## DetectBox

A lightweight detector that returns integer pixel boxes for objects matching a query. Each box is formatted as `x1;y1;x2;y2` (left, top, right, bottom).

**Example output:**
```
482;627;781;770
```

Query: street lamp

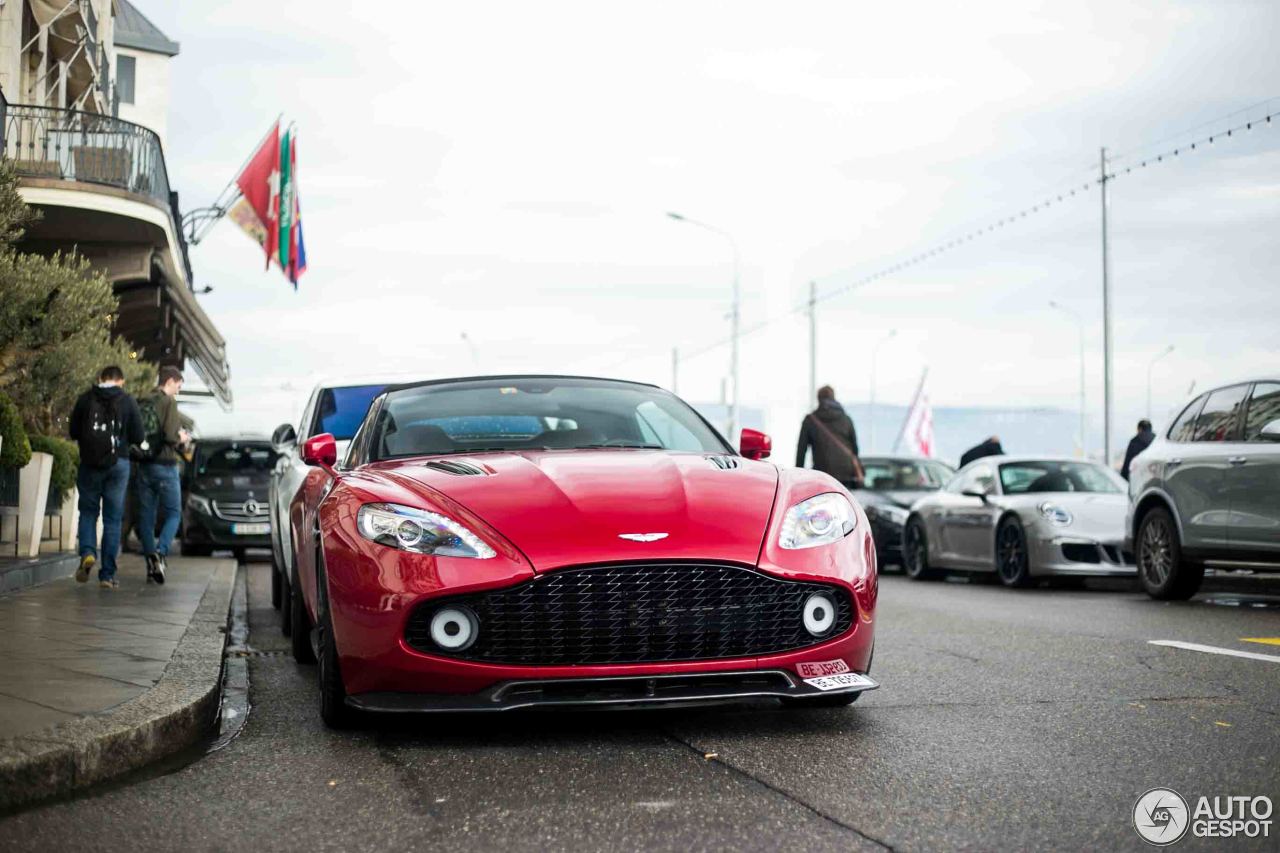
1049;300;1087;458
868;329;897;453
667;211;741;441
1147;344;1175;421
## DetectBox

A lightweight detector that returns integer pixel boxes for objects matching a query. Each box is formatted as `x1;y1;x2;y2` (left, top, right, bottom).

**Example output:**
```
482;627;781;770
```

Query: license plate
231;523;270;535
803;673;876;692
797;659;850;678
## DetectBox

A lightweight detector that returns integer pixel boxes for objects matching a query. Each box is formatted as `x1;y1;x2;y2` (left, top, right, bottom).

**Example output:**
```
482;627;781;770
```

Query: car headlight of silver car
1038;502;1073;526
187;493;212;515
357;503;496;559
779;492;857;550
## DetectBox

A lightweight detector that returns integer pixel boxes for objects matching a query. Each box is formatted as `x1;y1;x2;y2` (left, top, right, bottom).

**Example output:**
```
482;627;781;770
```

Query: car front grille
212;500;269;523
404;562;854;665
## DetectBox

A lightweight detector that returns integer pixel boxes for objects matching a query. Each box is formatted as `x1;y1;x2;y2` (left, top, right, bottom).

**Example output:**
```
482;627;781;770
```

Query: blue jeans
138;463;182;558
77;458;131;581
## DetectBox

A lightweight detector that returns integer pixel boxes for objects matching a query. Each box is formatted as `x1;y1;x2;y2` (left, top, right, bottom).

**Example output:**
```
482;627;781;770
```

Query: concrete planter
58;488;79;551
17;452;53;558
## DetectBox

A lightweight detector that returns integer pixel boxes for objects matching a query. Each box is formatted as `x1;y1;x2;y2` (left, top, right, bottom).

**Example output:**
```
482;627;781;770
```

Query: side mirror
301;433;337;470
271;422;298;451
739;428;772;461
1261;419;1280;442
961;488;990;503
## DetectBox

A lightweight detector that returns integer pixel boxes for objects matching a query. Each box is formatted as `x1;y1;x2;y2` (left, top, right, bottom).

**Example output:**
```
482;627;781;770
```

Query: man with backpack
68;366;145;589
135;366;189;583
796;385;865;488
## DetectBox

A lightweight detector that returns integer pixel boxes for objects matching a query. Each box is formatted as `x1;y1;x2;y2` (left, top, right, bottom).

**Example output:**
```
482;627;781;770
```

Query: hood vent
423;459;490;476
706;455;740;470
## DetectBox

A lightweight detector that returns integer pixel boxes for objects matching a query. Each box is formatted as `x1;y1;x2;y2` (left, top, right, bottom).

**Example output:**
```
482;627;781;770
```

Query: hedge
0;391;31;469
29;434;79;495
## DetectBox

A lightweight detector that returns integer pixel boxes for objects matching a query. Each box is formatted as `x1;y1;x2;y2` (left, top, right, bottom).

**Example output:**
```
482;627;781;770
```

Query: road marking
1149;640;1280;663
1241;637;1280;646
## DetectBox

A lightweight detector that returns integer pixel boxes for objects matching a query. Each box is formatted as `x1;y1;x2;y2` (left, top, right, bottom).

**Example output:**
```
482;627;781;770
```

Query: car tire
233;547;247;563
903;518;940;581
280;576;293;636
315;549;355;729
995;516;1034;588
290;570;316;664
180;542;212;557
270;558;282;610
1137;507;1204;600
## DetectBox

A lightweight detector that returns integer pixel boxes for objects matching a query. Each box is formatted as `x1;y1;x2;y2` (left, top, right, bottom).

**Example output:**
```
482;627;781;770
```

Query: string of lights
665;103;1279;368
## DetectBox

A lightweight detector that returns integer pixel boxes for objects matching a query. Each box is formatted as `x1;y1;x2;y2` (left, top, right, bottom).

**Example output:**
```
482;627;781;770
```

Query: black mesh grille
404;562;854;665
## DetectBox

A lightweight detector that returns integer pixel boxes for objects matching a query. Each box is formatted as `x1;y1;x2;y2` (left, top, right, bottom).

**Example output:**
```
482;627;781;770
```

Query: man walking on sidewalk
136;366;189;584
68;366;145;589
796;385;864;488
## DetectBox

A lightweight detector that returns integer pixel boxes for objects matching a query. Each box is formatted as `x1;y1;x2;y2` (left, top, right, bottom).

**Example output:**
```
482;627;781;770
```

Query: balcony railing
3;102;191;284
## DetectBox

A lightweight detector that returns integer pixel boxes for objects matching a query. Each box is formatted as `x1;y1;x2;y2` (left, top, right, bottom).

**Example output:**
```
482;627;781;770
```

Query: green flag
277;127;294;270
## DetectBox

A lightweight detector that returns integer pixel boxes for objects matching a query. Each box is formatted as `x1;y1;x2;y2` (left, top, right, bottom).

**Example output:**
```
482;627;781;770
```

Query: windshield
998;461;1122;495
315;384;387;441
195;442;277;476
368;378;729;460
860;458;954;490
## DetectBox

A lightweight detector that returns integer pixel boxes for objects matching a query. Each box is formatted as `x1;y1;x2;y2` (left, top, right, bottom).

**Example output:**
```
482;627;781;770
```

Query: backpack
81;392;120;469
135;395;164;462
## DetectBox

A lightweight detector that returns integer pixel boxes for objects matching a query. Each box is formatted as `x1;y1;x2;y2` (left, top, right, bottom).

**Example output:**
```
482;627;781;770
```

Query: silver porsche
901;456;1135;586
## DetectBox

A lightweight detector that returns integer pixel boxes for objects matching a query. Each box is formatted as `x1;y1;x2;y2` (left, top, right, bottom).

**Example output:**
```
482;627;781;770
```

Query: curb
0;559;237;812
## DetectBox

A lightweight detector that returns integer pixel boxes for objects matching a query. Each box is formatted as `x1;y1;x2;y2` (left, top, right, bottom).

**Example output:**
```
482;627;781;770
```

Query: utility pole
807;281;817;404
1100;147;1114;465
671;347;679;394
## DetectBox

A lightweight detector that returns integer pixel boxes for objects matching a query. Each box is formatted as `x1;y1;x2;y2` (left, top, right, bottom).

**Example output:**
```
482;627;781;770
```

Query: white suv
1126;379;1280;599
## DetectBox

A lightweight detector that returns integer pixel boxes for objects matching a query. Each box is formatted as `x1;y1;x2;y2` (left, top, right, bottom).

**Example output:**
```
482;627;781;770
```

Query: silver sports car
901;456;1135;586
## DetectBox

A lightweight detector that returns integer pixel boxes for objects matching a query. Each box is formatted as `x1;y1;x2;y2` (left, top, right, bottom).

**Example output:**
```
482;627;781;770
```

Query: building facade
0;0;231;407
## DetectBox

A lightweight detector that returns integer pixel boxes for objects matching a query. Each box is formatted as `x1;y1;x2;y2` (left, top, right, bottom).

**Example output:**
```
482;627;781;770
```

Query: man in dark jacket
68;365;145;588
959;435;1005;468
1121;419;1155;480
796;386;864;487
137;366;189;583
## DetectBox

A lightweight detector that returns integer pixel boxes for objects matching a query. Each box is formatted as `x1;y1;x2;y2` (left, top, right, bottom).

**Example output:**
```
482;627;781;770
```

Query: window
116;55;136;104
1192;384;1249;442
1168;394;1205;442
949;464;995;495
196;443;277;475
1244;382;1280;442
635;401;704;452
998;461;1120;495
314;384;388;441
861;458;954;490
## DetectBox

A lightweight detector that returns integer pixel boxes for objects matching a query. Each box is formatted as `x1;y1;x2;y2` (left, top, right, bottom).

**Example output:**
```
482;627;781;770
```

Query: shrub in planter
0;391;30;469
29;434;78;496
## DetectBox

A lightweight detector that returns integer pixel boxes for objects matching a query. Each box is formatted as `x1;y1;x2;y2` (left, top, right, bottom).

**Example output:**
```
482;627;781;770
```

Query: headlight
357;503;496;559
187;493;212;515
779;492;856;550
1038;502;1073;526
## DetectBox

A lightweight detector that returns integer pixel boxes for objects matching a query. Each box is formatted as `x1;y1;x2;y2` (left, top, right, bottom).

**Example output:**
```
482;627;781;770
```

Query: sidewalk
0;553;236;810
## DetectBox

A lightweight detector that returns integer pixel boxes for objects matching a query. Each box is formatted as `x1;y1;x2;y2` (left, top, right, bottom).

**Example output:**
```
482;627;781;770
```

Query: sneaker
152;555;167;585
76;555;95;583
99;578;119;590
145;553;159;583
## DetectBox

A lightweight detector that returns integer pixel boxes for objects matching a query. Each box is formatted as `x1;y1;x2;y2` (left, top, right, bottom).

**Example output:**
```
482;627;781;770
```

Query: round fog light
429;606;478;651
802;592;836;636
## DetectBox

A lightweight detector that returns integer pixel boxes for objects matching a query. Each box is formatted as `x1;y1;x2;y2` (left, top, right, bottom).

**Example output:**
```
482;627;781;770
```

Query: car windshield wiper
576;443;665;450
442;446;551;454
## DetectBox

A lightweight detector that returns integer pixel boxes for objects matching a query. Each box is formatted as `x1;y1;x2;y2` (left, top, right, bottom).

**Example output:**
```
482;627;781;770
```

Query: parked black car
855;456;955;568
181;436;277;558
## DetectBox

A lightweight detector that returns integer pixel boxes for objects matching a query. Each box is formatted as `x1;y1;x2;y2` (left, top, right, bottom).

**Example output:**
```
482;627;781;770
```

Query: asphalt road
2;561;1277;852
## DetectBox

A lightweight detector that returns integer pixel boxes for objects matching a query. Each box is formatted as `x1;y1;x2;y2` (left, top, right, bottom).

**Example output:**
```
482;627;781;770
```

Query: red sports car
288;376;878;727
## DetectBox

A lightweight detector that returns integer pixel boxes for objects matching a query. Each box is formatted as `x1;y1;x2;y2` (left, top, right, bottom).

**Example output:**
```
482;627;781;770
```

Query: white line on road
1148;640;1280;664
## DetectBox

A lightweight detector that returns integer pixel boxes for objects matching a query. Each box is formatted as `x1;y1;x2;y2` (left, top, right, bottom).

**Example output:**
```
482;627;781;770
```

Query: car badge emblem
244;500;261;516
618;533;668;542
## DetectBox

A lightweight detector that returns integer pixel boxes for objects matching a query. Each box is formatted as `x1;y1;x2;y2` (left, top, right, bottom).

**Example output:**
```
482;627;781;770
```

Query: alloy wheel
1140;515;1172;586
997;523;1026;583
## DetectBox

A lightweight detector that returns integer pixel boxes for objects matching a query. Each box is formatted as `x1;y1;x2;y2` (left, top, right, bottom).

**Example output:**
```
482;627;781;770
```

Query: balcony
2;103;231;407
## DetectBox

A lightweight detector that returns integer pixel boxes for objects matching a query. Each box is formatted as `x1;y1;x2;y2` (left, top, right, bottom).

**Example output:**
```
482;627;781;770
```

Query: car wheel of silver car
1137;506;1204;601
903;518;940;581
996;517;1034;588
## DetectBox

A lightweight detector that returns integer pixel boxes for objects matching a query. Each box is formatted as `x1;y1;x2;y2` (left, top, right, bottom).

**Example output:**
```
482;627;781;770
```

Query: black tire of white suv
1137;506;1205;600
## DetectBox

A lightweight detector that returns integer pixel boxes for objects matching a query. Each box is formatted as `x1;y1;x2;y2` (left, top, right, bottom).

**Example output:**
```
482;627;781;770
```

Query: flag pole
184;114;284;245
892;366;929;453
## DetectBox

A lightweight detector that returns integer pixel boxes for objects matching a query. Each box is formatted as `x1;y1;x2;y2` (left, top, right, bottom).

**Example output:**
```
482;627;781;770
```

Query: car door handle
1228;456;1248;465
1166;458;1183;468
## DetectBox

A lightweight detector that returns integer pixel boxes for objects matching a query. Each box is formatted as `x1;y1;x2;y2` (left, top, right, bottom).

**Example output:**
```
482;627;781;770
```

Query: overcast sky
146;0;1280;461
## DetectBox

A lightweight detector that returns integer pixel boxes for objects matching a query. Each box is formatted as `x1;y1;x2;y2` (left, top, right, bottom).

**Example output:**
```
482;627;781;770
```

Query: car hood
1010;492;1128;536
377;450;780;571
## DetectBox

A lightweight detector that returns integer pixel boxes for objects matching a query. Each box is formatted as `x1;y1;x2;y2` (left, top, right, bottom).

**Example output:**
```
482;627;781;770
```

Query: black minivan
181;436;277;558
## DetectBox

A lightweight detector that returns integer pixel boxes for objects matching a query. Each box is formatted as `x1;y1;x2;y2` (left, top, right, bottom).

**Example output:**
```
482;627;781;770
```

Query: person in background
796;385;864;488
68;366;144;589
1121;419;1155;481
136;366;190;584
960;435;1005;467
